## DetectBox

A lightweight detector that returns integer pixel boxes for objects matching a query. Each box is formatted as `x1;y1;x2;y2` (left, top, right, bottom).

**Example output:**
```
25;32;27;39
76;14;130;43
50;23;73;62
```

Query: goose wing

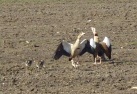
62;40;72;54
78;39;88;55
79;38;96;56
103;37;111;47
100;37;112;59
89;38;96;49
53;41;71;60
88;38;96;54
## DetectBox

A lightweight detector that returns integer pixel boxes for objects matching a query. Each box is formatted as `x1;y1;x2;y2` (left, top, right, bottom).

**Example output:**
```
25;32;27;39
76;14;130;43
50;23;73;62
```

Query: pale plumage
89;38;96;49
53;32;95;67
103;37;111;47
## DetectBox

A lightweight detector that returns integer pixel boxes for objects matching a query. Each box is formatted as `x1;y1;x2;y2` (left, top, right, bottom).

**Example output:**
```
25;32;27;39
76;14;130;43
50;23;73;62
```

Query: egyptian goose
53;32;94;67
91;27;112;64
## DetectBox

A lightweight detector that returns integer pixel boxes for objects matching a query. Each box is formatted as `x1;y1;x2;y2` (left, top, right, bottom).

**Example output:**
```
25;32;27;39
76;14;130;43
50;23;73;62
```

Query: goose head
91;27;99;42
77;32;85;39
91;27;97;35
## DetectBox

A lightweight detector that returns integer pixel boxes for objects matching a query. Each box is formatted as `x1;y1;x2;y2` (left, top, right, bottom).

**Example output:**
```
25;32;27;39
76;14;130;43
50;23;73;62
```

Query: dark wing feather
102;37;112;59
53;42;70;60
79;40;95;56
99;42;111;59
96;43;104;57
108;44;112;59
79;39;88;56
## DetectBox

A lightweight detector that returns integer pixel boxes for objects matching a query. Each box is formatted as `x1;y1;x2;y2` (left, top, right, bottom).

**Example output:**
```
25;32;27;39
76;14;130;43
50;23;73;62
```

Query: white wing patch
80;39;87;51
90;38;96;48
103;37;111;47
62;40;72;54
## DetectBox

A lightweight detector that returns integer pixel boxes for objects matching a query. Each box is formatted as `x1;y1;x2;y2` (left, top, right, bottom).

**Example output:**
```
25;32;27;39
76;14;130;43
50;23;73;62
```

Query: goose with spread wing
90;27;112;64
53;32;95;68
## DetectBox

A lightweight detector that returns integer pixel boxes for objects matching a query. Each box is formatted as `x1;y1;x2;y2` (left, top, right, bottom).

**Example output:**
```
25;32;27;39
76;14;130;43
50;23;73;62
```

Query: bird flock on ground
53;27;112;68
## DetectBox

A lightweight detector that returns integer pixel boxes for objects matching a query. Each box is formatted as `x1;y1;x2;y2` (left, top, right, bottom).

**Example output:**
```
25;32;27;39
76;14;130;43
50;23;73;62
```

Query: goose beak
81;32;85;35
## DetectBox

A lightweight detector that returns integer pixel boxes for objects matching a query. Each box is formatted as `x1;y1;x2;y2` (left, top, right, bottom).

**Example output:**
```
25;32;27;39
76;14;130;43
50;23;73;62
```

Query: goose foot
93;62;101;65
75;64;80;68
98;62;101;64
71;61;77;68
76;62;80;66
72;62;76;67
72;63;80;68
71;60;80;68
93;62;97;65
93;57;102;65
72;62;80;68
75;62;80;67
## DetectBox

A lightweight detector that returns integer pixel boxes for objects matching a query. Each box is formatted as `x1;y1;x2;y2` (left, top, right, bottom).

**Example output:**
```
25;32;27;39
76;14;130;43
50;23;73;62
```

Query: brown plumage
91;27;112;64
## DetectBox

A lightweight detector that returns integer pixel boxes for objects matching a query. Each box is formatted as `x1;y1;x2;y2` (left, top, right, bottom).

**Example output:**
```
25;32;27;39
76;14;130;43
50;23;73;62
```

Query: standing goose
91;27;112;64
53;32;94;67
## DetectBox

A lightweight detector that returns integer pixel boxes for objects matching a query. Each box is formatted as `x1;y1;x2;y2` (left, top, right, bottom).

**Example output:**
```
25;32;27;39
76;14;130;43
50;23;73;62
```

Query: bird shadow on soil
106;58;137;65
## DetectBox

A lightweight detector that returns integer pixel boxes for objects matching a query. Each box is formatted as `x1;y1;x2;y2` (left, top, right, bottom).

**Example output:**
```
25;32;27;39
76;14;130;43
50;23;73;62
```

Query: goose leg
76;56;80;66
99;57;102;64
93;54;98;64
71;59;77;68
93;58;97;64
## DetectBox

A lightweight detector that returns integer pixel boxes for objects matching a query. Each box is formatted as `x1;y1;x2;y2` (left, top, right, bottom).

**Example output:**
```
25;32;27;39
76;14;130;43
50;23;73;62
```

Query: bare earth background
0;0;137;94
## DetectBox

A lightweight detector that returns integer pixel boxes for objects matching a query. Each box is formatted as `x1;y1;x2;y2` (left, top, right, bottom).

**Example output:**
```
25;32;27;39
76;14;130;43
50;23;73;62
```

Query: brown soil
0;0;137;94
